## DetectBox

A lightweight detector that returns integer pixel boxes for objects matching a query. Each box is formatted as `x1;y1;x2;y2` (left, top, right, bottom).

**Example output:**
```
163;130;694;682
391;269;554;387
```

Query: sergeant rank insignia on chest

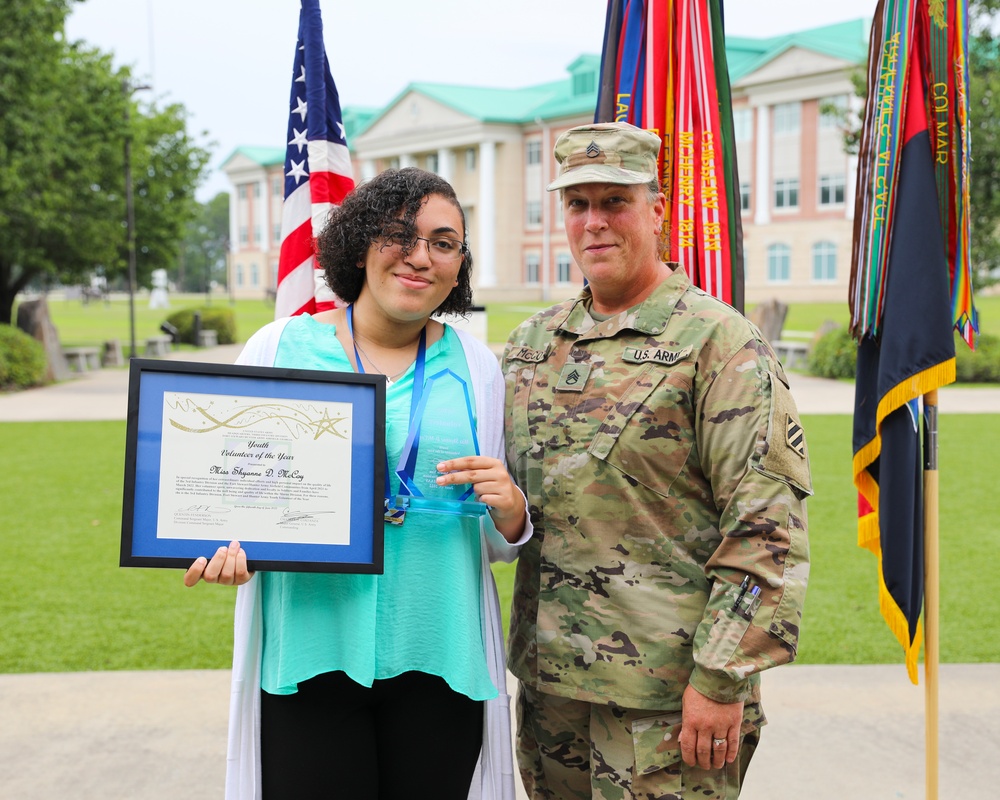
556;362;592;392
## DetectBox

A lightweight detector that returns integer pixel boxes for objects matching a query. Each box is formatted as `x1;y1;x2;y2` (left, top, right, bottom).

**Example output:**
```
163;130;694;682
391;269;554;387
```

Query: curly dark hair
316;168;474;316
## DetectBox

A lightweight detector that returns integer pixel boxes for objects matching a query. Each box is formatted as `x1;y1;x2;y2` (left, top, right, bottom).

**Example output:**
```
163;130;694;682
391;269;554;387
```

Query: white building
222;19;870;307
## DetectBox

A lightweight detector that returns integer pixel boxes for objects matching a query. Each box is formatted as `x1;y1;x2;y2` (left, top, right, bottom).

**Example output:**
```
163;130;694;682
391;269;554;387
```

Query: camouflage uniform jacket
502;266;811;712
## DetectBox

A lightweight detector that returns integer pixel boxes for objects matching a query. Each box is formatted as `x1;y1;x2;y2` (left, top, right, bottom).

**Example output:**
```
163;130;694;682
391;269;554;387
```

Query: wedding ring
712;738;727;748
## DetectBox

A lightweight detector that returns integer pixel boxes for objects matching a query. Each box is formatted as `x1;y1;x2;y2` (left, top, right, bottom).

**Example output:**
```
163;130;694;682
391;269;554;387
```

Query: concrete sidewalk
1;665;997;799
2;347;999;798
0;345;998;421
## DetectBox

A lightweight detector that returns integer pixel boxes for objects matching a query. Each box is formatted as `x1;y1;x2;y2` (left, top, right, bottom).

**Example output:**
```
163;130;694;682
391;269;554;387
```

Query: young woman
185;168;529;800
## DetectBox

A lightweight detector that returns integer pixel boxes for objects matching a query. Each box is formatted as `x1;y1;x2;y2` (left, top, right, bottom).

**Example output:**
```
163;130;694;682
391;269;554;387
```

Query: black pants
261;670;484;799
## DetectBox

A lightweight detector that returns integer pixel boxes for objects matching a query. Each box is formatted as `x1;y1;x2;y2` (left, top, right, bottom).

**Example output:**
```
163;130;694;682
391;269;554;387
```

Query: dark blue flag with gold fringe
851;0;961;684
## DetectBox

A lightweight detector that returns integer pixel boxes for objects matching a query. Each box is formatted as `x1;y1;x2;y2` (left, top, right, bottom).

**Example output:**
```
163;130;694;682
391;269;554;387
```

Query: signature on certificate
277;508;337;524
180;505;231;515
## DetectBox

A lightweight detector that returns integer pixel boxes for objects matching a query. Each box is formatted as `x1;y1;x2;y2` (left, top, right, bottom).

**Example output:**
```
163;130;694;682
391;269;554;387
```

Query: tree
0;0;211;324
176;192;230;294
968;0;1000;289
129;101;213;288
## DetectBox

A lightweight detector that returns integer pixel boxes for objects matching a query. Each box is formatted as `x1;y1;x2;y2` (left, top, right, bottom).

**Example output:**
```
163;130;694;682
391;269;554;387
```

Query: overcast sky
64;0;878;201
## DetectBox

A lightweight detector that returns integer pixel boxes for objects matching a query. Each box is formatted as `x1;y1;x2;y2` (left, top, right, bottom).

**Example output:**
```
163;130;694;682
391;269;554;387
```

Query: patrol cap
547;121;661;192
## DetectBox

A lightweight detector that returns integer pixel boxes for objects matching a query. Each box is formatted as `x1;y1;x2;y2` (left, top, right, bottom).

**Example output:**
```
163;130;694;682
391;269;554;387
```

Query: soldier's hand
678;684;743;770
183;540;254;587
435;456;526;542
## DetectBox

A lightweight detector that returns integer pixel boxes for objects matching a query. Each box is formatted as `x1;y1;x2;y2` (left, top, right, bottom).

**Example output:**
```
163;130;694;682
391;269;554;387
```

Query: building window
739;181;751;213
733;108;752;142
272;177;283;197
465;148;477;171
812;242;837;282
526;201;542;226
238;185;247;200
774;178;799;209
273;223;282;244
526;140;542;166
239;226;248;245
250;263;259;287
525;254;540;284
426;153;439;173
818;174;846;206
767;244;791;283
236;265;244;287
773;102;801;135
254;184;261;198
820;95;848;129
254;225;262;245
557;254;572;283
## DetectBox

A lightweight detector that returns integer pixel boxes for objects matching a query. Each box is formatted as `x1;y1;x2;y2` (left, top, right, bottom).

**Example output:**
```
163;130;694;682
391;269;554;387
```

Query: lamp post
123;80;151;360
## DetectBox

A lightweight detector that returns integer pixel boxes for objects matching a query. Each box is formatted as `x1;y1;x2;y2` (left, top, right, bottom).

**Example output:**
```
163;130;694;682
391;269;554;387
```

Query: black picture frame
121;359;386;573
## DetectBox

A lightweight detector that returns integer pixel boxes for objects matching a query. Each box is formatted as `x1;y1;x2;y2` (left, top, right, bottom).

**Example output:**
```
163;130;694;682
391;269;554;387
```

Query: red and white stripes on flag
275;0;355;319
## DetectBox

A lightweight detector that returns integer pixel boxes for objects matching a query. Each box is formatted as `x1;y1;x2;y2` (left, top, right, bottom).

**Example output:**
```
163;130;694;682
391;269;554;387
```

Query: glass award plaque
395;368;488;517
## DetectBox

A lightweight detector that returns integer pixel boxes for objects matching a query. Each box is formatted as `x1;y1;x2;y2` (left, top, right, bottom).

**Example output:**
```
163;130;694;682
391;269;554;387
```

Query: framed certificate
121;359;386;573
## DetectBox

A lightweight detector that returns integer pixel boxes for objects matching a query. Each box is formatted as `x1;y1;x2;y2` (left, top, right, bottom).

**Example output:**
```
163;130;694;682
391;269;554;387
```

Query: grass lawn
28;292;998;353
2;414;996;674
18;294;278;351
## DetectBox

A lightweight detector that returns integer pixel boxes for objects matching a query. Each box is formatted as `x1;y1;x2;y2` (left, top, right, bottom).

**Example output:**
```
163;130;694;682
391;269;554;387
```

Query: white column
845;154;858;221
754;105;771;226
361;159;377;182
399;153;416;169
437;148;454;184
844;93;862;221
478;140;497;287
257;179;269;260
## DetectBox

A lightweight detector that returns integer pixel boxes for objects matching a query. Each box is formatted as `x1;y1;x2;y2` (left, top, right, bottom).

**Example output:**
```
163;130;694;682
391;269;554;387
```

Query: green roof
227;22;871;155
726;19;870;82
221;146;285;169
350;22;868;136
351;54;603;135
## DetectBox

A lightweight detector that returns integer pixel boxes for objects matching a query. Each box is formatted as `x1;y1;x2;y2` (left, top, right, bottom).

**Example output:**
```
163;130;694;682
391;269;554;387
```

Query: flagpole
923;389;940;800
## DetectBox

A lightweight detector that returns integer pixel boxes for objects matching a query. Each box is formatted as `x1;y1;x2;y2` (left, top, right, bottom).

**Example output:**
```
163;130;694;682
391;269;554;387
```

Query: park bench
144;335;173;357
63;346;102;373
102;339;124;367
773;340;809;370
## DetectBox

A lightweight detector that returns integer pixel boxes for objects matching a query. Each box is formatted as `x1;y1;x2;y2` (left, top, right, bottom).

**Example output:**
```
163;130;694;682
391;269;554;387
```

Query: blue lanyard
346;304;426;502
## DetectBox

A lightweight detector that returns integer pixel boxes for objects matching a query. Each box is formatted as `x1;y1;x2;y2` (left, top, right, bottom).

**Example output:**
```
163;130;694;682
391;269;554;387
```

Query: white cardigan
224;317;529;800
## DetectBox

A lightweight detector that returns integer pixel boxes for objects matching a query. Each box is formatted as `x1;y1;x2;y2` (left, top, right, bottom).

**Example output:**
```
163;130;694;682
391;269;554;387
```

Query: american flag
275;0;355;319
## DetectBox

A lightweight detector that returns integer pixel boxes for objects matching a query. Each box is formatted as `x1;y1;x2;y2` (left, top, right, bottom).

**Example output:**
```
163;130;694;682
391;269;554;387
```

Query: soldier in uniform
502;121;812;799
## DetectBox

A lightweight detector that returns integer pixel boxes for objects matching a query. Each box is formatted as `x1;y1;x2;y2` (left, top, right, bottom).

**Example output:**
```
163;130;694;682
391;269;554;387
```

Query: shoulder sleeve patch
758;372;813;497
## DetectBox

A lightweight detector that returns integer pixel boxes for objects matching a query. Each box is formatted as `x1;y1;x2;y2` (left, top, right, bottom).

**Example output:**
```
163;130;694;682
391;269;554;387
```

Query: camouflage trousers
515;683;764;800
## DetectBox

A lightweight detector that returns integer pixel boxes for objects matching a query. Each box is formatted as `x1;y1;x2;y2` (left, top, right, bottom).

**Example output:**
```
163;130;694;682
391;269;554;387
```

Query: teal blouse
259;315;496;701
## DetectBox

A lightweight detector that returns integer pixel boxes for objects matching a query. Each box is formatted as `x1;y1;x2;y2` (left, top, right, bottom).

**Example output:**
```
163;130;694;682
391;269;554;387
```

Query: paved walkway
1;345;997;421
2;346;998;798
0;665;997;799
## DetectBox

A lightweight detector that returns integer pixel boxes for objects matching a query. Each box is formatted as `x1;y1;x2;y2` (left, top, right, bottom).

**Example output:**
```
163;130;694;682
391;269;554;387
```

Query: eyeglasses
380;232;466;264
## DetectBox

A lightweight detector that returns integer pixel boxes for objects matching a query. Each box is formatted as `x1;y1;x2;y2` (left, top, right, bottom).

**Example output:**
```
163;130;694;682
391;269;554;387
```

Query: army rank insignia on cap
586;141;600;158
786;416;806;458
556;363;592;392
